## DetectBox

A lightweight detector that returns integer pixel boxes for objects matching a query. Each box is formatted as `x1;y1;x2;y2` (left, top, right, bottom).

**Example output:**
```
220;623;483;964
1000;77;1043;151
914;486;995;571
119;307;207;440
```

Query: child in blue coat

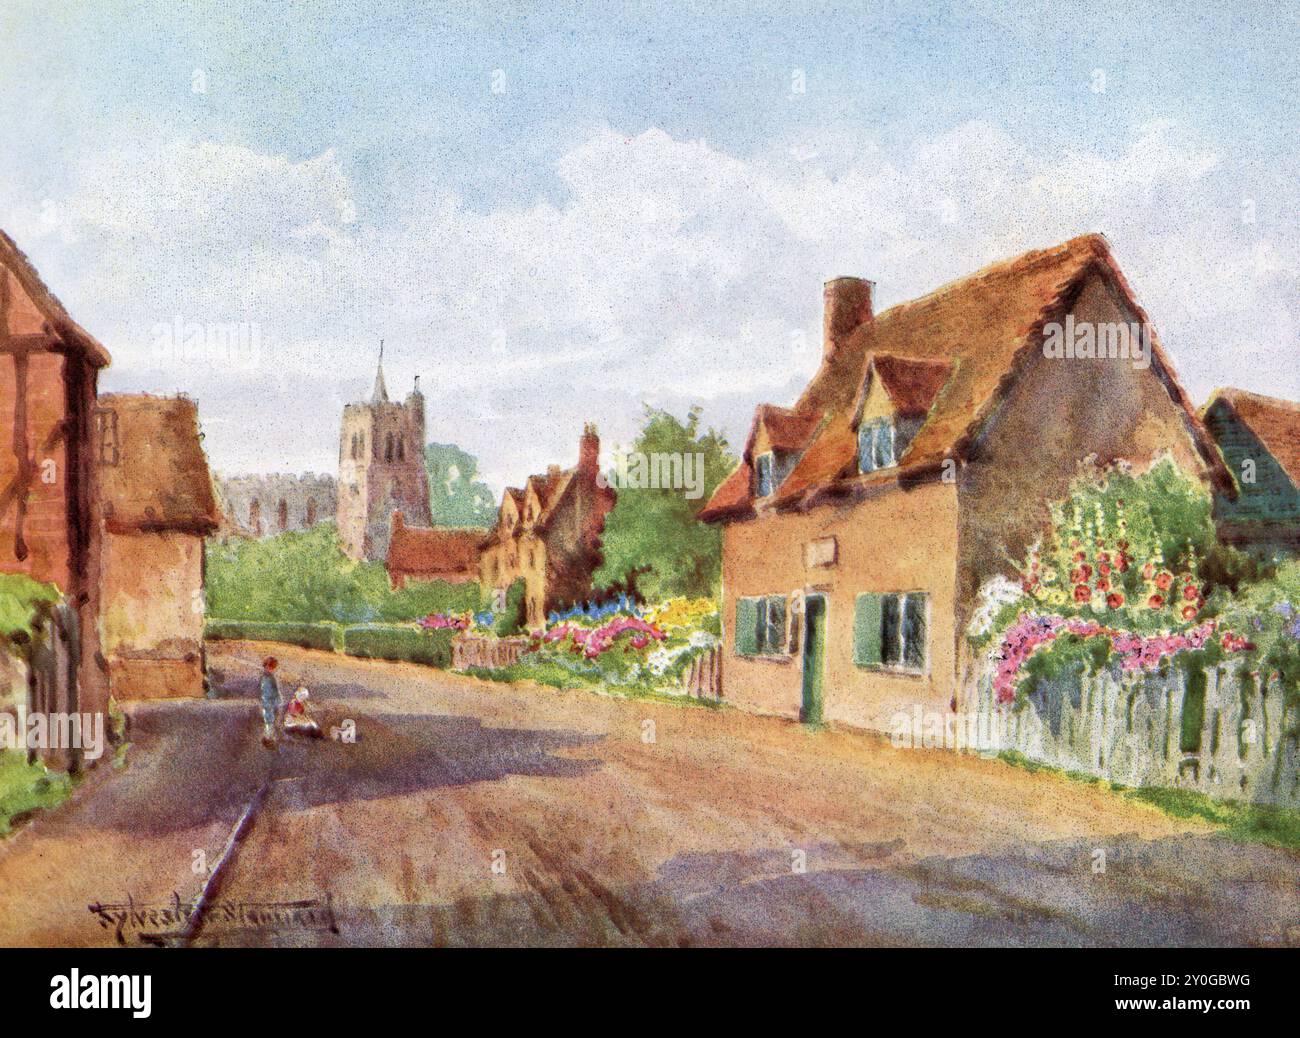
259;657;282;748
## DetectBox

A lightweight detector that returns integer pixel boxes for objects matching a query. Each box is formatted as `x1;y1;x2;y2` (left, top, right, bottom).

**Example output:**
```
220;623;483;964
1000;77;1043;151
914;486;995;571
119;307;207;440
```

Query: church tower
337;344;433;560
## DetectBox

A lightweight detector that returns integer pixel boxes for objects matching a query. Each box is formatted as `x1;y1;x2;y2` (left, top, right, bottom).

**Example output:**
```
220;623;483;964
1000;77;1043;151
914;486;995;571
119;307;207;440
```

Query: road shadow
79;697;602;836
208;666;391;704
300;831;1300;948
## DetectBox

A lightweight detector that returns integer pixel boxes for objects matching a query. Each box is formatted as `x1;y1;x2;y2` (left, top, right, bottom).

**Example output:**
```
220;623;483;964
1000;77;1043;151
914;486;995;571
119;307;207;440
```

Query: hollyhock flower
1183;585;1199;601
1148;594;1165;609
1143;563;1156;580
1155;571;1173;591
1074;584;1091;603
1106;592;1124;609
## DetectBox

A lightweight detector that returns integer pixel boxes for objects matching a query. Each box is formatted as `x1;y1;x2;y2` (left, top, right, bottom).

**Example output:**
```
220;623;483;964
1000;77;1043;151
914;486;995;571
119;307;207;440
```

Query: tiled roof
387;523;484;577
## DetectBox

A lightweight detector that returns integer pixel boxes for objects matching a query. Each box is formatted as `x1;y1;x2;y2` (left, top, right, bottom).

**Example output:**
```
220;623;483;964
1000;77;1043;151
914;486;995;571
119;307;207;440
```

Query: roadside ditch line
181;777;272;946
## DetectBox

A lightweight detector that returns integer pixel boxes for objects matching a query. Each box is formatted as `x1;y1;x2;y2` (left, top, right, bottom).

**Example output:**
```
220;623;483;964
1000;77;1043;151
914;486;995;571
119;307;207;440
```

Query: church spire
371;339;389;403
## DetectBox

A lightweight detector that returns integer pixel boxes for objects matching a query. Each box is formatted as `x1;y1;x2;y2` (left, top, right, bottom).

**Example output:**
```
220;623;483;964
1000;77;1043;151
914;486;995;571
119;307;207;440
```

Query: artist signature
88;891;339;945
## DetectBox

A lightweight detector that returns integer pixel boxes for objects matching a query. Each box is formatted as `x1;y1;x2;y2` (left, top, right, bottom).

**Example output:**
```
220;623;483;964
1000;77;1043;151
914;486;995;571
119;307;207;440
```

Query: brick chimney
823;276;874;360
578;423;599;478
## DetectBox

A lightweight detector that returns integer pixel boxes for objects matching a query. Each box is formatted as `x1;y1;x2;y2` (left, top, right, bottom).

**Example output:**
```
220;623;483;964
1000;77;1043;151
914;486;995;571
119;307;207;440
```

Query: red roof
387;522;484;578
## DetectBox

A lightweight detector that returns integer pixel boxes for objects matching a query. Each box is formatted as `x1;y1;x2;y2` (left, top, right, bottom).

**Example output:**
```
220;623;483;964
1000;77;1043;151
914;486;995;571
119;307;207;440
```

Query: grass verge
461;662;722;709
0;750;72;836
996;749;1300;850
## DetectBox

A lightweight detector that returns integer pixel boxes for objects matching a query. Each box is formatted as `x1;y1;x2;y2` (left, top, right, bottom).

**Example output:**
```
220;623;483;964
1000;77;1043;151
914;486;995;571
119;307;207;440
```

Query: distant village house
479;425;615;629
386;512;484;587
97;394;220;700
1202;388;1300;560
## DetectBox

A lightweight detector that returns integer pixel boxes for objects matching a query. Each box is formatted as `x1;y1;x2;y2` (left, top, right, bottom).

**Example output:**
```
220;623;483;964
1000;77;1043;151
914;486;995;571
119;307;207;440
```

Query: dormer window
755;452;776;497
858;418;896;473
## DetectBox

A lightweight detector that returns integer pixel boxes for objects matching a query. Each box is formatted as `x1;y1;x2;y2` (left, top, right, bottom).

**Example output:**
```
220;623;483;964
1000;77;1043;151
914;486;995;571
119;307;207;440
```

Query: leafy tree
425;442;496;527
205;521;479;623
594;406;737;601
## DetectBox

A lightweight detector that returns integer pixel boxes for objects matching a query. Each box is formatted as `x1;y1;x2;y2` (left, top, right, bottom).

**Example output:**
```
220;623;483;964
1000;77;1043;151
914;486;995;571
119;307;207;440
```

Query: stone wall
215;473;337;538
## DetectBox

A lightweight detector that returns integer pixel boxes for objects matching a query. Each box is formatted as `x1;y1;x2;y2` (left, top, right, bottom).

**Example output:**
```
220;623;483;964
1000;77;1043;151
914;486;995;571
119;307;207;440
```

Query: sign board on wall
804;536;837;569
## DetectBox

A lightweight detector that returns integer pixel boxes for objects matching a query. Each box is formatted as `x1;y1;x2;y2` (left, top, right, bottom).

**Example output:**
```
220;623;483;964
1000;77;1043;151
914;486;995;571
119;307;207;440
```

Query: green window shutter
854;593;883;666
735;597;759;655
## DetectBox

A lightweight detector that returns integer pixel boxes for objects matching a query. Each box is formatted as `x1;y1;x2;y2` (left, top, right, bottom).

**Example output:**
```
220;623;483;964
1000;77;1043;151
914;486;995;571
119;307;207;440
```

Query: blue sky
1;0;1296;489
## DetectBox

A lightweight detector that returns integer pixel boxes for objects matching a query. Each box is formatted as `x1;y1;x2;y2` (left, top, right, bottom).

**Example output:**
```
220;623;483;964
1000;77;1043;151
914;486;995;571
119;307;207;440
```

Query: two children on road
259;657;321;748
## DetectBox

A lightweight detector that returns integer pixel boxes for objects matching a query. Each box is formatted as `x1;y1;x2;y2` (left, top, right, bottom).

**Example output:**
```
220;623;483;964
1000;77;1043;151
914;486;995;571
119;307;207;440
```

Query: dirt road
2;640;1298;946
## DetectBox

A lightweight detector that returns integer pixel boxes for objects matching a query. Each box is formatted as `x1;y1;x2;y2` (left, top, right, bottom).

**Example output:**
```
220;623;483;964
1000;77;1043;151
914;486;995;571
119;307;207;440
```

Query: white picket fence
970;664;1300;806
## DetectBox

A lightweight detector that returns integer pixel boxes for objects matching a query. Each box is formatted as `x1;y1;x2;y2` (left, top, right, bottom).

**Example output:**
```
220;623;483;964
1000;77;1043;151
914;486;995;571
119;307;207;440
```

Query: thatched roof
1204;387;1300;490
702;234;1232;520
98;394;220;535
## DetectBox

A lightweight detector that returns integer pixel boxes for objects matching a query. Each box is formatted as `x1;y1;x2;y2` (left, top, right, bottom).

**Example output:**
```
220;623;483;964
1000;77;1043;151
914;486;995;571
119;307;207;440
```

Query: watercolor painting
0;1;1298;956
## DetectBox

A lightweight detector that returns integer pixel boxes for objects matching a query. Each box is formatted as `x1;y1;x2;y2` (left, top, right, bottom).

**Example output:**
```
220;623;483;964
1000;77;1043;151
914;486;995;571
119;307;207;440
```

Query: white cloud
7;120;1297;490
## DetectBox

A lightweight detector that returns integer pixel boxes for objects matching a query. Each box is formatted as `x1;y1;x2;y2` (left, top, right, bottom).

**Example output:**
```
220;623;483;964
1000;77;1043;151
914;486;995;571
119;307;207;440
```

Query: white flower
968;575;1025;638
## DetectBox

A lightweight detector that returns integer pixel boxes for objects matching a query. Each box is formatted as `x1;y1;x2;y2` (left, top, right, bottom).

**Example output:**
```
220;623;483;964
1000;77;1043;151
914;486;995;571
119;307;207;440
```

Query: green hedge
204;618;458;669
204;619;343;652
339;624;456;668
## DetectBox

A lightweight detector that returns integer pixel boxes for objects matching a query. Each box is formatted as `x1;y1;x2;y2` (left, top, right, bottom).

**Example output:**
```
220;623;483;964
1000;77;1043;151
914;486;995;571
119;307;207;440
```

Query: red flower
1155;571;1173;591
1099;562;1112;576
1182;584;1199;601
1115;552;1130;573
1073;550;1086;562
1097;552;1111;564
1095;577;1111;592
1148;594;1165;609
1074;584;1091;603
1181;604;1199;621
1143;563;1156;580
1106;592;1125;609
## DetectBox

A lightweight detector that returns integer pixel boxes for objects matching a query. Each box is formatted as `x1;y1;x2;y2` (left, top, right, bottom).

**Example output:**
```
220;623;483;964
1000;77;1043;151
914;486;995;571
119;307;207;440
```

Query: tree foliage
594;406;737;601
425;442;497;528
205;521;481;623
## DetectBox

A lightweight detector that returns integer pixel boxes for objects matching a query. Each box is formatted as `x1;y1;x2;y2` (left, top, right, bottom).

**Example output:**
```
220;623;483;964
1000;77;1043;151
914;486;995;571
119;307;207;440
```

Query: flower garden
970;457;1298;709
423;593;722;695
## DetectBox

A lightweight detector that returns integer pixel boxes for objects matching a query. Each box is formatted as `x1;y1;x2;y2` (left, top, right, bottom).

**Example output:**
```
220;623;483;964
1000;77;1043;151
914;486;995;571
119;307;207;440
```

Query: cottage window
397;437;405;461
735;595;788;656
278;499;288;531
755;452;775;497
306;498;317;525
854;591;928;671
858;418;896;473
385;433;395;462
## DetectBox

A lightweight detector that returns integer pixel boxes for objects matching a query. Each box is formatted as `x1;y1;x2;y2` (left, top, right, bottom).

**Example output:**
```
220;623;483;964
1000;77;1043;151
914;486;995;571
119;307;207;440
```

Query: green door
801;595;826;725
